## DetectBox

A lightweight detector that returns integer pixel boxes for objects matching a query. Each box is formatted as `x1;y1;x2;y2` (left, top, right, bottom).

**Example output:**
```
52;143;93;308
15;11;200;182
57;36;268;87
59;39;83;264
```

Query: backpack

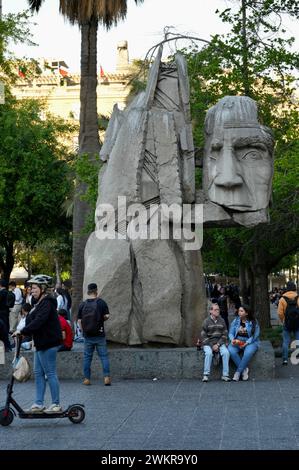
81;299;104;337
6;291;15;309
283;295;299;332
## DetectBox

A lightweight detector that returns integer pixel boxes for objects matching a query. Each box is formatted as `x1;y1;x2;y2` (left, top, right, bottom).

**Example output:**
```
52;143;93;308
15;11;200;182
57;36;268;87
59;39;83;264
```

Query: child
57;309;73;351
16;303;33;350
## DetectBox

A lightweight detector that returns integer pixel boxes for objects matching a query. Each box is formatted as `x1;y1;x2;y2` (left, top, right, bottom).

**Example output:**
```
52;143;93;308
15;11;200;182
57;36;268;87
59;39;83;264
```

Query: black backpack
81;299;104;337
283;295;299;332
6;291;15;309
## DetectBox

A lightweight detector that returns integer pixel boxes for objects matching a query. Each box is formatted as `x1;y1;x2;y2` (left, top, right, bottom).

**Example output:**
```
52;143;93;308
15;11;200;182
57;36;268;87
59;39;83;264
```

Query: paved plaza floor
1;362;299;451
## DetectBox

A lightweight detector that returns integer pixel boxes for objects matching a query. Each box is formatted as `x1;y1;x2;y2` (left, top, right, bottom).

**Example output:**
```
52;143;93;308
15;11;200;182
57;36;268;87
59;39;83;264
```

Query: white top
16;317;26;331
57;294;68;311
13;287;23;305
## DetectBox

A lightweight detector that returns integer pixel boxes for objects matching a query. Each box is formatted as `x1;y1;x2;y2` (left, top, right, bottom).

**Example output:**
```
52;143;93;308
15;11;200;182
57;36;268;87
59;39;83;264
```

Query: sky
2;0;234;72
3;0;299;74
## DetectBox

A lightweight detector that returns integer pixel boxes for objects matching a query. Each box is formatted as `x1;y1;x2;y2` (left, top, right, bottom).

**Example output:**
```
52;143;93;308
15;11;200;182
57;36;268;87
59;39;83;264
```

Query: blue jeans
203;345;230;376
282;327;299;361
34;347;60;406
228;342;258;373
83;336;110;379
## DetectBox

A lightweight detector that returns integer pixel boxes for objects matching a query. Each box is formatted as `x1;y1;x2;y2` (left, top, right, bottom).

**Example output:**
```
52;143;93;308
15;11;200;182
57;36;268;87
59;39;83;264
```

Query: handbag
12;356;31;382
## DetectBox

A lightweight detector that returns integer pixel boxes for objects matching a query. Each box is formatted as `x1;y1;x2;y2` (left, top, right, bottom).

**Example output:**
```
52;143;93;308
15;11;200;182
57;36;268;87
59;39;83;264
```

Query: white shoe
221;375;231;382
202;375;209;382
232;372;240;382
26;404;45;413
242;367;249;381
44;404;62;413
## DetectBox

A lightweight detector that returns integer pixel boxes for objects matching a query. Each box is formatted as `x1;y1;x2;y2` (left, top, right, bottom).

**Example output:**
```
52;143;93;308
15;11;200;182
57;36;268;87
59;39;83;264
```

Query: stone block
0;341;275;380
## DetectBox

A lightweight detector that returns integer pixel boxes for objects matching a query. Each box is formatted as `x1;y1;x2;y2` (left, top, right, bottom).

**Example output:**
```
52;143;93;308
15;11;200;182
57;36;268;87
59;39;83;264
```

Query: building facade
12;41;133;121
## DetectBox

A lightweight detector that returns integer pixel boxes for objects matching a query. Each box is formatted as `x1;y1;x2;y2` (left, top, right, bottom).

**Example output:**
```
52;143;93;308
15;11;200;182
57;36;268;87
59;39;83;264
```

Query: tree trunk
251;243;271;330
54;256;61;287
2;241;14;283
71;19;100;319
252;265;270;330
27;250;32;279
239;264;249;304
240;0;251;96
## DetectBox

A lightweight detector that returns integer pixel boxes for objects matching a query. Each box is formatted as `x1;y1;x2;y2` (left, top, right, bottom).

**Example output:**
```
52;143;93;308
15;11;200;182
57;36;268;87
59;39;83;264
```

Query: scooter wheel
68;405;85;424
0;407;14;426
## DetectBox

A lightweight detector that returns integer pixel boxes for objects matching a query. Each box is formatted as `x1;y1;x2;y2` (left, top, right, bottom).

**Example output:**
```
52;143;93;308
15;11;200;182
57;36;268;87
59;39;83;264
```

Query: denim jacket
229;317;260;347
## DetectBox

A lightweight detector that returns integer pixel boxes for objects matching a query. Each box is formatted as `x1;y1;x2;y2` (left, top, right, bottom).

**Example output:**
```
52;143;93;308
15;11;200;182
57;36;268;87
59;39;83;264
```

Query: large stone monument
200;95;274;228
84;48;274;347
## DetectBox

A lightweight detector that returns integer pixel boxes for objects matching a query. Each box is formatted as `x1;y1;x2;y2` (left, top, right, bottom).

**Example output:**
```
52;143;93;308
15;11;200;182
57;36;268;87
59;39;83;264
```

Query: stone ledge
0;341;275;380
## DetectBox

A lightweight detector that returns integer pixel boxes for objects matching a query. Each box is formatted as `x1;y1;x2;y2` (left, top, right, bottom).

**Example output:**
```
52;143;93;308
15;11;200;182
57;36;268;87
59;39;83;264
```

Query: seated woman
228;304;260;381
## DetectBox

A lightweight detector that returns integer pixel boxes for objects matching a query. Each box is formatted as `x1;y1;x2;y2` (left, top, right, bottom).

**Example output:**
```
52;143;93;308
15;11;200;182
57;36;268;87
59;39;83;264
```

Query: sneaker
44;404;62;413
282;360;288;366
104;376;111;386
83;378;91;385
242;367;249;381
202;375;209;382
26;404;45;413
232;372;240;382
221;375;231;382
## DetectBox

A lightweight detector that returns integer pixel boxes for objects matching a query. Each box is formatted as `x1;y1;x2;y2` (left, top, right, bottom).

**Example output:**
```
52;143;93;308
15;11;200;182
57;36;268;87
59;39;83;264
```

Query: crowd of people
1;274;298;410
0;275;111;414
0;278;73;354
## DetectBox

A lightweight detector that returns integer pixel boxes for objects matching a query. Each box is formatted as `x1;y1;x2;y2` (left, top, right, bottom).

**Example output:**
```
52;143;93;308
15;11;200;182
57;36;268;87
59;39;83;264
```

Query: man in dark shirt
78;283;111;386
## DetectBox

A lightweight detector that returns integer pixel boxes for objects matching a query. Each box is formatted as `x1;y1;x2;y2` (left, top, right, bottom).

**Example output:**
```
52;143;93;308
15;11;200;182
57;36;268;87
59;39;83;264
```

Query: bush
261;326;283;348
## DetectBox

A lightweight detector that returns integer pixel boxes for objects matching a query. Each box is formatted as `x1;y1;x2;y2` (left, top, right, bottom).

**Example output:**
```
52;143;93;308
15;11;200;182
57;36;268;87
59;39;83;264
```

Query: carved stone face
204;97;274;212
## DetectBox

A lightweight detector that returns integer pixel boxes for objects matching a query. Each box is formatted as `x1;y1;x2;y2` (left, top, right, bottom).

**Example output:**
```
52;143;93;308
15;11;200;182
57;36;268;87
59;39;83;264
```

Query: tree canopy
178;0;299;327
0;96;73;280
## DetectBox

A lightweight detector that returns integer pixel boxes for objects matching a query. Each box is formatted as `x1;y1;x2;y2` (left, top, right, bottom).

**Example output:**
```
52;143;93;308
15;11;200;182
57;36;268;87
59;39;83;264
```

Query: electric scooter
0;336;85;426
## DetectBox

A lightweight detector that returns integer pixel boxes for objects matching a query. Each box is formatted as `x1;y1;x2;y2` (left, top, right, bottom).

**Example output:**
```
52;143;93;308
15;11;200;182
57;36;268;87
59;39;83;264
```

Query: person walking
278;281;299;365
0;280;11;351
228;305;260;381
77;283;111;386
8;281;23;332
14;274;63;413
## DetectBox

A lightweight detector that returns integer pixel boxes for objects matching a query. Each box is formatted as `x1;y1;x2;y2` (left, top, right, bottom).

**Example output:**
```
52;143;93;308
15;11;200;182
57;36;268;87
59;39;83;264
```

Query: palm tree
28;1;144;317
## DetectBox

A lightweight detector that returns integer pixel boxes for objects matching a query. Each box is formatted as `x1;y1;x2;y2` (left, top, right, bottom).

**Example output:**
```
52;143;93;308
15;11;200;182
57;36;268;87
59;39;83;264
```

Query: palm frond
59;0;144;29
27;0;45;12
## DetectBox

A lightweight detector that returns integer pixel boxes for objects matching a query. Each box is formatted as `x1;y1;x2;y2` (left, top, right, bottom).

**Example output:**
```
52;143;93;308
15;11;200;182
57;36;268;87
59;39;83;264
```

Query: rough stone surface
132;239;182;344
84;55;274;348
84;51;202;346
203;95;274;217
84;234;132;344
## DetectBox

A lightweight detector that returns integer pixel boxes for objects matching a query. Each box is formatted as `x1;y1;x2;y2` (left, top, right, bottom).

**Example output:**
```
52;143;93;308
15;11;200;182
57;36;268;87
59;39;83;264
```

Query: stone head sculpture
203;96;274;212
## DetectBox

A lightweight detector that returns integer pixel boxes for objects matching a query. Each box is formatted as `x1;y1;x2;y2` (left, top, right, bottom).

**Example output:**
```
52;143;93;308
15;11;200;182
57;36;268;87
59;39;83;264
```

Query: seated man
199;303;230;382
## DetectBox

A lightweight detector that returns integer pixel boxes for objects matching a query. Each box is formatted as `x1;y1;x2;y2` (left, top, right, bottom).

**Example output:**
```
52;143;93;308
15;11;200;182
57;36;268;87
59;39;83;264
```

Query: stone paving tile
260;438;299;450
2;377;299;451
220;439;260;450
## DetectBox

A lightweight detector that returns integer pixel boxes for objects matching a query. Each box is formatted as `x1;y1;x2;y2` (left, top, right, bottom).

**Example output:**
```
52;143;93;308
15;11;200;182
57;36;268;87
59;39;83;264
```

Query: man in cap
77;283;111;385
